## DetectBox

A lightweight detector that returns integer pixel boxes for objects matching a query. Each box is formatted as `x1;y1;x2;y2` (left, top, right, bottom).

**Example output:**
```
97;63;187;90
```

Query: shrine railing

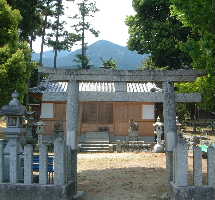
0;136;67;185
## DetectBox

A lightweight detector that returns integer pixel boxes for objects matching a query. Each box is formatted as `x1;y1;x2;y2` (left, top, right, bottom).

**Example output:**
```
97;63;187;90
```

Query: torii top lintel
39;68;206;82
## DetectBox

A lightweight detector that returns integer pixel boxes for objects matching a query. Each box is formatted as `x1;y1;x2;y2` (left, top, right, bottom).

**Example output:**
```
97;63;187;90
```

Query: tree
73;54;92;69
71;0;99;69
138;57;168;70
171;0;215;72
126;0;215;111
0;0;36;106
6;0;43;49
38;0;55;66
47;0;80;68
171;0;215;110
101;58;118;70
125;0;192;69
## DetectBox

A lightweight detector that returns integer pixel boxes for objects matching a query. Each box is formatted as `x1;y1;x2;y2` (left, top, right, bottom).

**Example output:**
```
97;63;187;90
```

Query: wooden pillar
163;81;177;183
66;80;79;192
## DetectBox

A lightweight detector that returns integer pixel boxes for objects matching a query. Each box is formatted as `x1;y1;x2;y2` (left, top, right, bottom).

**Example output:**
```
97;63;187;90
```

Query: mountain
32;40;148;69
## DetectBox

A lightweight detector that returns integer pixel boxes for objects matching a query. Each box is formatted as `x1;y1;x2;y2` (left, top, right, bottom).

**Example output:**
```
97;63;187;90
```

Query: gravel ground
77;152;168;200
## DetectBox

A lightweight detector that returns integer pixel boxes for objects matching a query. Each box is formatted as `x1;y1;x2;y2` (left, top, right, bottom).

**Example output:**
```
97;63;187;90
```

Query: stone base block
153;143;165;153
0;181;76;200
170;182;215;200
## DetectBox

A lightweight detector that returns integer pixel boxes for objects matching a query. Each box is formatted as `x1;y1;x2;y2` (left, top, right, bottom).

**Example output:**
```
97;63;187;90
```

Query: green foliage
127;0;214;110
0;0;21;46
138;57;168;70
0;0;36;106
7;0;43;45
73;54;92;69
72;0;99;37
176;76;215;111
46;0;67;51
126;0;192;69
47;31;81;51
171;0;215;72
101;58;118;69
171;0;215;110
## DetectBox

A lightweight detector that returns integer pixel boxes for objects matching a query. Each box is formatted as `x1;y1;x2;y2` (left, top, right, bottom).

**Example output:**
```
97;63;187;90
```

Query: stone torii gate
39;68;204;194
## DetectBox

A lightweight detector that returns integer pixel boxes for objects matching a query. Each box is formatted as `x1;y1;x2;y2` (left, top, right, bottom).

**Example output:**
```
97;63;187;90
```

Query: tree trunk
39;15;48;66
38;15;48;84
54;49;58;68
30;35;33;51
81;12;85;69
53;11;60;69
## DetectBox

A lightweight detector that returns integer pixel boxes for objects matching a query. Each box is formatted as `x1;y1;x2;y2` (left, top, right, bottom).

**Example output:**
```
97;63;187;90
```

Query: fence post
208;147;215;186
24;144;33;184
174;138;188;186
0;140;4;183
193;146;202;186
9;138;18;183
39;143;48;184
54;136;65;185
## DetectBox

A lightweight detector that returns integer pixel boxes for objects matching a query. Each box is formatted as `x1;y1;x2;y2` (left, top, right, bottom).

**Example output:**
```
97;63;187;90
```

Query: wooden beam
39;68;205;82
42;92;201;103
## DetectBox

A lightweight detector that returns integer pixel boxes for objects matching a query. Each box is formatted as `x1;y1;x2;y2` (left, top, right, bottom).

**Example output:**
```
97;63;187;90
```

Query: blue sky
32;0;135;53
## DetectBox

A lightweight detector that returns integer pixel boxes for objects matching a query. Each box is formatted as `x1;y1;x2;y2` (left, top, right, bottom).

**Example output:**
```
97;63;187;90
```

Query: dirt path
77;152;168;200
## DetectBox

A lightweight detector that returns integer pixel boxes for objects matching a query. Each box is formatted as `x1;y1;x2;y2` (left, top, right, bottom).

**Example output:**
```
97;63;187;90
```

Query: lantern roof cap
0;91;26;116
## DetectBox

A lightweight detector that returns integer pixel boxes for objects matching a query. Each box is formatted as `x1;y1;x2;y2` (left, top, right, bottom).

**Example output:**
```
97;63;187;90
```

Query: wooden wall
41;101;155;137
113;102;154;136
41;102;66;135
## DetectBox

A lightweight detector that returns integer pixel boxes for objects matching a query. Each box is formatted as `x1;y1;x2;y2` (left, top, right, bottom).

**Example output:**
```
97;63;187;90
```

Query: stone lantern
35;120;46;135
153;116;165;153
34;120;47;144
0;91;26;135
0;91;27;182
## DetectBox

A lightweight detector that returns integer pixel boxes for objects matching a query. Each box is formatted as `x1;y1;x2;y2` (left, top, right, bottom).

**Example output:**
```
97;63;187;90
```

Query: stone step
80;141;110;144
80;131;110;143
80;146;110;150
79;142;113;153
80;143;110;147
80;149;110;153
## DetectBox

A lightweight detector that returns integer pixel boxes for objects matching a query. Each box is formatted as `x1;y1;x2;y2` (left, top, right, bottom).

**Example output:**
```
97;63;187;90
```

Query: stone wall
170;183;215;200
0;181;75;200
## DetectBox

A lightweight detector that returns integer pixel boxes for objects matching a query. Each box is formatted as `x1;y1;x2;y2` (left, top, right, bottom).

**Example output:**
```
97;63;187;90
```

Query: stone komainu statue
128;119;139;141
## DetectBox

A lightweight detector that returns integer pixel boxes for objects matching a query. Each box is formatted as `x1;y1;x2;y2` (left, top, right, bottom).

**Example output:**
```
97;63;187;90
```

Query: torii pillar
66;80;79;192
163;81;177;182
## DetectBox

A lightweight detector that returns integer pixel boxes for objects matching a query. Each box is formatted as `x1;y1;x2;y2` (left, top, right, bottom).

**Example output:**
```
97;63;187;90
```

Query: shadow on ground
78;167;168;200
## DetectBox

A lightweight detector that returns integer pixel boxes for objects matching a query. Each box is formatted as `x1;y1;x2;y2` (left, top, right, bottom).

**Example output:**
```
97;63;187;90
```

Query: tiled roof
30;81;161;93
